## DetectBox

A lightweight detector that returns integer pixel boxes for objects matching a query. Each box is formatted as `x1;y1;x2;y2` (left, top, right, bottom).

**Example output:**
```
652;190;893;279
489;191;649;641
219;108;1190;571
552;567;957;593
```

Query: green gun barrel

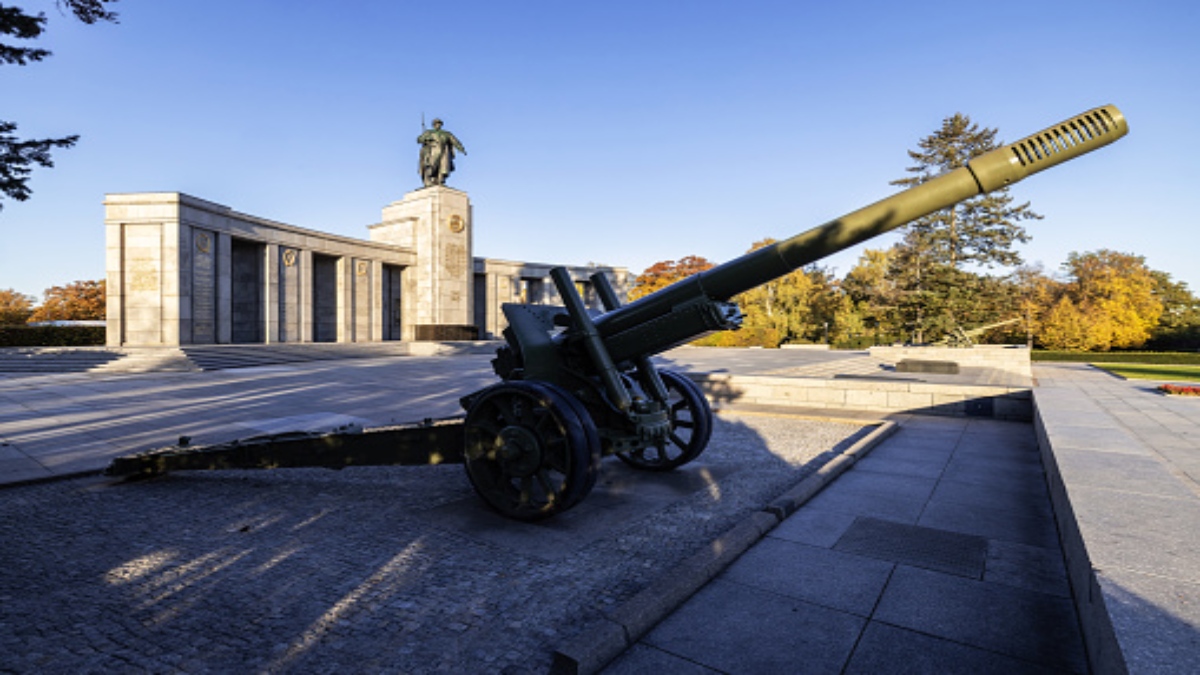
594;105;1128;362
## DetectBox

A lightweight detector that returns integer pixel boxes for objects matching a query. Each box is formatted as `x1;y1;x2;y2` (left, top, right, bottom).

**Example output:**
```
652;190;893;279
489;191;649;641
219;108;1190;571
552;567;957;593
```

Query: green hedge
1032;350;1200;365
0;326;107;347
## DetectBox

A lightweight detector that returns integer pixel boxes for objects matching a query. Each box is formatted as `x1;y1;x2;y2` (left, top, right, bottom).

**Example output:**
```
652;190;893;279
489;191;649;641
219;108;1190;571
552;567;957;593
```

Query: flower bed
1158;383;1200;396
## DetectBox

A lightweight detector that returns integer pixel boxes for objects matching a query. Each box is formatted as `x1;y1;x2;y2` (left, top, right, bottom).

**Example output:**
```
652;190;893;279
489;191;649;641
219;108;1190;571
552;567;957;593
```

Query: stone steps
0;341;501;375
178;343;412;370
0;347;127;374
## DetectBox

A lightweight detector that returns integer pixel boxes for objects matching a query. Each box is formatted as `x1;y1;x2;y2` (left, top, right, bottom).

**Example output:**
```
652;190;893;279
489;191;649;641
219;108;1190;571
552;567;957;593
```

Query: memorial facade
104;189;627;346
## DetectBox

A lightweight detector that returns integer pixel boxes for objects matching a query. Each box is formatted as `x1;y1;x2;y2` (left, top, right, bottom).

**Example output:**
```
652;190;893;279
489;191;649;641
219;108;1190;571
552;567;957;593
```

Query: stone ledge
686;372;1031;421
1034;386;1200;675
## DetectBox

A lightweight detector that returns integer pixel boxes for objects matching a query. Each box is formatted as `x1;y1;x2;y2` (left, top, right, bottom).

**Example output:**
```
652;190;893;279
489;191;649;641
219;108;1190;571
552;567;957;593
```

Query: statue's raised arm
417;118;466;187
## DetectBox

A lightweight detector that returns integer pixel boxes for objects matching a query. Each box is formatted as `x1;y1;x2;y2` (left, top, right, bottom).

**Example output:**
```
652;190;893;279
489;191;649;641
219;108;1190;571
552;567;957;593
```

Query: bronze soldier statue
418;118;467;187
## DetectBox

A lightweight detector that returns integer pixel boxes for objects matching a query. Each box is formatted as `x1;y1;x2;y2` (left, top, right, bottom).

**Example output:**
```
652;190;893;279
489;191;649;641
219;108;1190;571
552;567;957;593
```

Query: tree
1147;271;1200;350
891;113;1041;269
1039;296;1097;351
884;114;1042;343
1;1;118;211
1011;263;1064;347
840;248;903;344
628;255;714;301
735;238;818;345
1059;250;1162;351
0;287;34;324
691;239;840;348
28;279;105;322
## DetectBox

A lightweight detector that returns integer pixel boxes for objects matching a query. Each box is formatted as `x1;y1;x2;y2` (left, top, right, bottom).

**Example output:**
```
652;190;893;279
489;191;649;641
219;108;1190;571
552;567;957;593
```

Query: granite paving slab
642;579;866;674
833;517;987;579
718;538;894;616
844;621;1064;675
601;644;720;674
873;565;1086;673
918;497;1061;549
763;507;859;549
984;539;1072;599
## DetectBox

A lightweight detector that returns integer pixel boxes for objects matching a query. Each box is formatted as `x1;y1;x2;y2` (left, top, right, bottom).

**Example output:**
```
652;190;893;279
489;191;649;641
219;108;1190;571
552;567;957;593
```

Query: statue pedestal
372;187;474;337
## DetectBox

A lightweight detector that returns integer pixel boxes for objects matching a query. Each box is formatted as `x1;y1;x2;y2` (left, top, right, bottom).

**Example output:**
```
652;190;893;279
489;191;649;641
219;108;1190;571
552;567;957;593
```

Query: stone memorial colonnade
104;190;627;347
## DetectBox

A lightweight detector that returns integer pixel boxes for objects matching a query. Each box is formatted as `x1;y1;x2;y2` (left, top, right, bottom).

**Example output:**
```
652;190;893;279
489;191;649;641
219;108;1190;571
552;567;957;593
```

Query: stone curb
0;468;104;491
551;420;898;675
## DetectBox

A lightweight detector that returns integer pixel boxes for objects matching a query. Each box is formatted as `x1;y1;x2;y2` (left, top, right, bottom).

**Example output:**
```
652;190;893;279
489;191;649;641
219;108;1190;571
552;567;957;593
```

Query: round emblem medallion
195;232;212;254
282;249;298;267
449;215;465;233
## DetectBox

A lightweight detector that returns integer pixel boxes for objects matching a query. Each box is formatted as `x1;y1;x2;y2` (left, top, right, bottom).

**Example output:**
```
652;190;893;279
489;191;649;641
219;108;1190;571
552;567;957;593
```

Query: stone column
336;256;352;342
104;221;124;346
264;243;280;343
299;249;314;343
188;227;219;344
216;232;233;344
370;260;384;341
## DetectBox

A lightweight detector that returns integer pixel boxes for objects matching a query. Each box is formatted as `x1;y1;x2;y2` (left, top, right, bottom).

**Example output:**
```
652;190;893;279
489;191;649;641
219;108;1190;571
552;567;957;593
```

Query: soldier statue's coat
418;118;467;187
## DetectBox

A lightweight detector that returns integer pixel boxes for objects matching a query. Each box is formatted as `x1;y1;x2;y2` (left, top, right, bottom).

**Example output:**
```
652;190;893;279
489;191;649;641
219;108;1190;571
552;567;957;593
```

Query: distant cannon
107;106;1128;520
937;317;1023;348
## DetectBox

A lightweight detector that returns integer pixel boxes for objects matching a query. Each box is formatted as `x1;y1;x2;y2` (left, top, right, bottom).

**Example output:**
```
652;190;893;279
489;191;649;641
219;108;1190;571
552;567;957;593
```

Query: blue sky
3;0;1197;301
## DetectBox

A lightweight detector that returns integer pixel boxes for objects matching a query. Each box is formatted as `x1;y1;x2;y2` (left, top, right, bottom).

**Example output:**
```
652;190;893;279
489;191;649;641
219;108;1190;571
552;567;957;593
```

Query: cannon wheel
619;370;713;472
463;381;601;521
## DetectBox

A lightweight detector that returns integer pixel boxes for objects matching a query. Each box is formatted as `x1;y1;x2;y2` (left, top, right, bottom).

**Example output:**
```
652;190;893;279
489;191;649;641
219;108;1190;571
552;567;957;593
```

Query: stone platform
1033;363;1200;674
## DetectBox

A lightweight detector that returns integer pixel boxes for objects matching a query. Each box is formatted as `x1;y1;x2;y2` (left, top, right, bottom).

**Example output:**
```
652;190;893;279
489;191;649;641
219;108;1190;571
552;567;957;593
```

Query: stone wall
689;372;1032;420
868;345;1032;379
105;191;628;346
105;193;417;347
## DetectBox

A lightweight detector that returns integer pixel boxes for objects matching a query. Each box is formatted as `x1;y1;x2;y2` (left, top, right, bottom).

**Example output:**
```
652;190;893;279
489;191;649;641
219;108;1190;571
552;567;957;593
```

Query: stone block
808;386;847;405
845;622;1058;675
887;390;934;411
845;388;890;409
873;565;1085;672
722;538;893;616
643;580;865;674
993;395;1033;420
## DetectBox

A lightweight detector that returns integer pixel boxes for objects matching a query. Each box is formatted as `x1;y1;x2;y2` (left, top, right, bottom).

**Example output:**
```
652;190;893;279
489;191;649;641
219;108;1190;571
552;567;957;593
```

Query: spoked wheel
618;369;713;471
463;381;601;521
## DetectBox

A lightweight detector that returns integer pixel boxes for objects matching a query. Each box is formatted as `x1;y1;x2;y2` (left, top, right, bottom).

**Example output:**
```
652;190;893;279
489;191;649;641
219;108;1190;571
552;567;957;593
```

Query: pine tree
891;113;1041;269
887;113;1041;342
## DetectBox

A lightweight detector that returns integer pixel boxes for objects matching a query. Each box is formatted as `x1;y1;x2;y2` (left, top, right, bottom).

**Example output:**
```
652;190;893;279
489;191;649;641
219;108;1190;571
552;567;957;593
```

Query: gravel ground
0;413;868;674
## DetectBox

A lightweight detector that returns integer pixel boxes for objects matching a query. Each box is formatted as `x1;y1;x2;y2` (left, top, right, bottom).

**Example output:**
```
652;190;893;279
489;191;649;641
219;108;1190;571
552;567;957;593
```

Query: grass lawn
1033;351;1200;365
1092;363;1200;382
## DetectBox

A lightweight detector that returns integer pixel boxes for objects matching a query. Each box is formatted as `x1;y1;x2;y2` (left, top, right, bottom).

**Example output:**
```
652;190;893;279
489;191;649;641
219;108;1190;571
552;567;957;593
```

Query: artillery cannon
106;105;1128;520
937;317;1023;348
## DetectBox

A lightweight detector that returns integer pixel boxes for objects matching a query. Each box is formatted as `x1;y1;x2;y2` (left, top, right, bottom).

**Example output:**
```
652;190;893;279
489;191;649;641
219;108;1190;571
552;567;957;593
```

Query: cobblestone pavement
0;413;868;674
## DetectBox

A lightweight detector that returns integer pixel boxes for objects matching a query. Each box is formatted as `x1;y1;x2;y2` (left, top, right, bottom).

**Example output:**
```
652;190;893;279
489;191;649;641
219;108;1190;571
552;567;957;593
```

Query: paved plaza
1;411;865;673
1;346;1197;673
603;415;1085;674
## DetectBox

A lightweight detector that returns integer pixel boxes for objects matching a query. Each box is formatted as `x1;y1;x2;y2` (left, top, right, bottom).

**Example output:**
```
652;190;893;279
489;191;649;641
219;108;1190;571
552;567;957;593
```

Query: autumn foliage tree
0;287;34;324
28;279;105;322
627;255;714;301
690;239;840;348
1039;250;1163;351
